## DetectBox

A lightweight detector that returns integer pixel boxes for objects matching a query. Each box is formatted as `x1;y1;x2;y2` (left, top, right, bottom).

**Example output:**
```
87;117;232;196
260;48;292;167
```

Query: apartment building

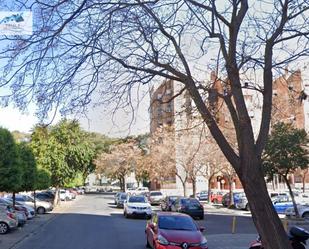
150;69;309;194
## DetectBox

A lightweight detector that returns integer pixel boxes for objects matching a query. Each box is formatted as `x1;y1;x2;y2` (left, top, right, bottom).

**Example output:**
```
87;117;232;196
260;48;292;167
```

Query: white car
148;191;164;205
285;204;309;219
124;195;152;219
59;189;73;201
131;187;149;196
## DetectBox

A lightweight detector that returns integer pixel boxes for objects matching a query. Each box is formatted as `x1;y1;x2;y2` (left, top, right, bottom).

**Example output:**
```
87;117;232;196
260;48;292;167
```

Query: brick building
149;69;309;194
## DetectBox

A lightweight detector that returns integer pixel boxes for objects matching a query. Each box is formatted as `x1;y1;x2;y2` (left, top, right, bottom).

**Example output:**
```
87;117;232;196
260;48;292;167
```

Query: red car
210;191;223;204
145;212;208;249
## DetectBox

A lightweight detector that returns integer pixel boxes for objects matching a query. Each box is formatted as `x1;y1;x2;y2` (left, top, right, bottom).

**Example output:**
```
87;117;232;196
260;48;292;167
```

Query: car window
15;196;25;202
158;216;197;231
120;194;127;199
25;196;34;202
150;192;162;196
128;196;146;203
181;199;200;207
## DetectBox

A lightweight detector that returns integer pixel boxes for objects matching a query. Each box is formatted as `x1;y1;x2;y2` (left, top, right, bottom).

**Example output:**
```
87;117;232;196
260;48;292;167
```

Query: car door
171;198;179;212
146;213;158;248
273;196;292;213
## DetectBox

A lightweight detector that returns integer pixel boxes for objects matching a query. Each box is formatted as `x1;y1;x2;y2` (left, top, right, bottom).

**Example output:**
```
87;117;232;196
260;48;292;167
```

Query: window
158;216;197;231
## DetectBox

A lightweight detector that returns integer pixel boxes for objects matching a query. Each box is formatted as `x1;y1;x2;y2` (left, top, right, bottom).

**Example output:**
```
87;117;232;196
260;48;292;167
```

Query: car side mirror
199;226;205;232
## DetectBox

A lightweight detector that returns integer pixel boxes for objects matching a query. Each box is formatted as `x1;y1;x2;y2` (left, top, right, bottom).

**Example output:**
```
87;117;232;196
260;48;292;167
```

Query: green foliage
16;142;37;191
35;168;51;190
0;127;22;192
263;122;309;179
30;119;96;187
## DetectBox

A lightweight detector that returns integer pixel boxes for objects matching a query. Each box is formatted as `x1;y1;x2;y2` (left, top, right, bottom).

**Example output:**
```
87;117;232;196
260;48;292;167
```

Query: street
11;194;258;249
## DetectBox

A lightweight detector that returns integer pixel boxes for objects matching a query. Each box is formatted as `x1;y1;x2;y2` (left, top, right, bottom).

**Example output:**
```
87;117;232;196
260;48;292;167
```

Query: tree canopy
0;127;21;193
30;119;96;188
263;122;309;217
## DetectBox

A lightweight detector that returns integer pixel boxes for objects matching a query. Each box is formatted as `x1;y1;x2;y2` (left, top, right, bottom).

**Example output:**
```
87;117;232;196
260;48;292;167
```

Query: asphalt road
13;194;258;249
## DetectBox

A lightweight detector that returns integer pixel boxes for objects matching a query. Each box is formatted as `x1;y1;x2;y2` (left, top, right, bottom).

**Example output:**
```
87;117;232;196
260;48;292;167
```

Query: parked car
222;192;245;207
126;188;136;195
272;195;294;214
123;195;152;219
171;197;204;220
145;212;208;249
196;191;208;201
160;196;180;211
116;193;127;208
69;189;78;199
235;194;250;211
33;192;55;203
59;189;73;201
0;202;26;227
269;191;289;199
0;198;34;219
114;192;123;204
285;204;309;219
148;191;164;205
7;194;53;214
131;187;149;196
209;191;224;204
0;205;18;234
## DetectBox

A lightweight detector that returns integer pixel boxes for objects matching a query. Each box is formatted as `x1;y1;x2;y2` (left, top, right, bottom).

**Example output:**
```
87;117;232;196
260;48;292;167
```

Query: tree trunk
228;179;234;207
240;157;292;249
181;180;187;197
192;178;196;197
207;174;214;202
33;190;37;216
53;186;59;206
283;175;299;218
12;192;16;207
303;175;306;193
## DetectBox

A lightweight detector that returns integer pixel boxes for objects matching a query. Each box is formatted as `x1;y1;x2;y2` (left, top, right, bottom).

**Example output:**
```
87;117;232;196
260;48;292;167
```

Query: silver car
7;194;53;214
148;191;164;205
0;205;18;234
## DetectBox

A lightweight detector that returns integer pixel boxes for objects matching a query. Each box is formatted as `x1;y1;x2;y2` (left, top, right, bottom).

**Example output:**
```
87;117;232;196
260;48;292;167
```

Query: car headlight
200;237;207;247
157;235;169;245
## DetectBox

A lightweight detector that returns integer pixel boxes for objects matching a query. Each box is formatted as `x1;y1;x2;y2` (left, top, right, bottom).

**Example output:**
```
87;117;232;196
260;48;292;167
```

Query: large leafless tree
0;1;309;248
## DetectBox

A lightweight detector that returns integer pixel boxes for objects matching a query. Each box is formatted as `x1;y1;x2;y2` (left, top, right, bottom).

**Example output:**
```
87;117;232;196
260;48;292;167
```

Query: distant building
150;69;309;194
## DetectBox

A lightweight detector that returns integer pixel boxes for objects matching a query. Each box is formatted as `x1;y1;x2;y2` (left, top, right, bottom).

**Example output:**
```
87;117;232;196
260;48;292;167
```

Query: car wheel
199;215;204;220
124;211;129;219
37;207;46;214
213;199;218;204
0;222;9;234
302;212;309;219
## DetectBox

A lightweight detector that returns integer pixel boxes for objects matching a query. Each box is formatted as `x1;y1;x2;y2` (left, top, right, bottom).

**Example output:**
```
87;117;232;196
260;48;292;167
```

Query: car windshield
158;216;197;231
120;194;127;199
150;192;162;196
129;196;146;203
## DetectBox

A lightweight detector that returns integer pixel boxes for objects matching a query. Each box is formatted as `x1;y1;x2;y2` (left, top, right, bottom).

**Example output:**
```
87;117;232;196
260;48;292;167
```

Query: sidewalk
0;197;81;249
206;233;256;249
